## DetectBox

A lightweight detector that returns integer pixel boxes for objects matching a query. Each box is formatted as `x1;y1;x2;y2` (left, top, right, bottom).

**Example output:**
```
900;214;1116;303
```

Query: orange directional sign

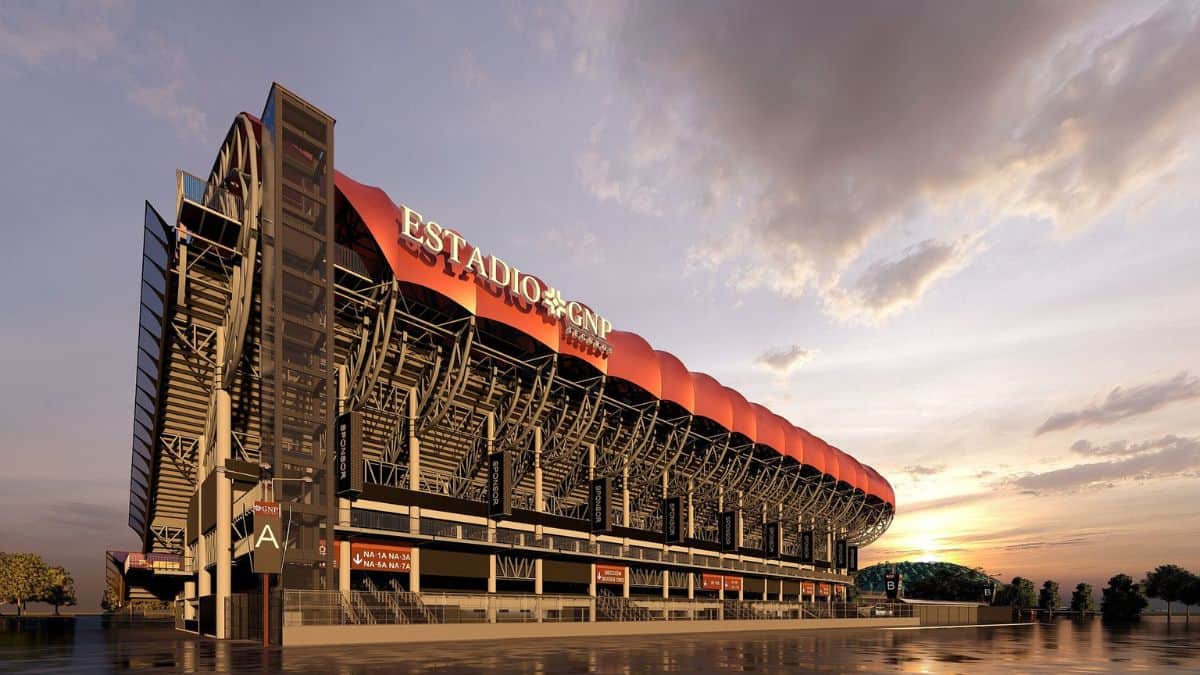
701;573;724;591
344;541;412;572
722;575;743;592
596;564;626;585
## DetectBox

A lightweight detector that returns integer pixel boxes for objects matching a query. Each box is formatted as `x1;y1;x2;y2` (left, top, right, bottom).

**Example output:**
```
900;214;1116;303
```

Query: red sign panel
834;584;846;597
343;541;412;572
818;583;832;597
802;581;816;596
723;575;743;592
596;564;626;585
700;573;724;591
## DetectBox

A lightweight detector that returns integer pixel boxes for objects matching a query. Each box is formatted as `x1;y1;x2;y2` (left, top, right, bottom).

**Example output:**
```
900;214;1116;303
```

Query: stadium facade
124;84;895;638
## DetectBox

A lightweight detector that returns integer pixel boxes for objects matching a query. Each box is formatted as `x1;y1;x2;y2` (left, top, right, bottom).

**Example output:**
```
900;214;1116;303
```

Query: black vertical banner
835;538;848;569
487;451;512;519
847;545;858;572
762;521;780;558
718;510;738;552
334;412;363;499
799;530;814;564
662;496;683;544
885;571;901;600
590;477;612;534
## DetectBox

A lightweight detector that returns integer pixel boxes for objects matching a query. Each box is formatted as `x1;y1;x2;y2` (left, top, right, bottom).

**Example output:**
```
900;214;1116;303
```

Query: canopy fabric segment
655;350;694;413
606;331;661;399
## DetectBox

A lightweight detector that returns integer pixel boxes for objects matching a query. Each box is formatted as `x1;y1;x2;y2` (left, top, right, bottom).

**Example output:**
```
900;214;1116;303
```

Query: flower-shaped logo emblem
541;286;568;320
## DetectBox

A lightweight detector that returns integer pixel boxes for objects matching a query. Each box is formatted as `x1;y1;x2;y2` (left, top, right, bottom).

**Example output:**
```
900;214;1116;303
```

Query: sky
1;0;1198;610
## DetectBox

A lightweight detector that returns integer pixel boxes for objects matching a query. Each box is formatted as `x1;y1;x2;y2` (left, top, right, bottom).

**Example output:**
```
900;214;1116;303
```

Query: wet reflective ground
2;616;1198;673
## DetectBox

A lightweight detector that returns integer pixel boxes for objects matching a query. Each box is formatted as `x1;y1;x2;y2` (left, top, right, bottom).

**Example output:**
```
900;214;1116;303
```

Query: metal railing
178;171;244;223
281;590;912;627
346;508;855;584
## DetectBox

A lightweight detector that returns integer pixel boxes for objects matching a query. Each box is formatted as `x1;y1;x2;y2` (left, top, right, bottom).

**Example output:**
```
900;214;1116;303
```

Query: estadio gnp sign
398;207;613;355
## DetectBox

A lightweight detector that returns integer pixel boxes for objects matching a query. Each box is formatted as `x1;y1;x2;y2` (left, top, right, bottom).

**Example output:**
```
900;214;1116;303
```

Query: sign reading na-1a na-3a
336;541;413;572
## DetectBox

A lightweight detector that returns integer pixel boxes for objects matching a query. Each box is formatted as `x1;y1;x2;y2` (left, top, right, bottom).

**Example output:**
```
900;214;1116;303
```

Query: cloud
1070;435;1188;457
1010;435;1200;493
899;491;995;515
1036;371;1200;435
822;236;983;323
567;1;1200;323
0;11;116;67
129;79;207;139
754;345;814;374
904;464;946;480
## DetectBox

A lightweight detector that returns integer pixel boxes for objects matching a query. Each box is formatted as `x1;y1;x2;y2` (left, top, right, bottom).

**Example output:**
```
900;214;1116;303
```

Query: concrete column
338;540;350;592
407;388;420;535
409;548;420;593
533;428;544;546
662;570;669;599
533;427;543;512
213;332;231;640
196;429;210;612
661;470;669;554
535;558;544;623
183;578;196;622
621;465;630;528
622;568;630;599
736;491;744;549
487;554;497;593
686;480;694;539
589;562;597;623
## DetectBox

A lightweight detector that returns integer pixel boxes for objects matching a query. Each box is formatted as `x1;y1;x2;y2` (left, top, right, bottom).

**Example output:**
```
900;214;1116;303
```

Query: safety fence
280;590;912;626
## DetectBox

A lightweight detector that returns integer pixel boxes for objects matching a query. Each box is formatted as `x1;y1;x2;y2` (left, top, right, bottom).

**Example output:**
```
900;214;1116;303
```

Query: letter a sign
252;501;283;574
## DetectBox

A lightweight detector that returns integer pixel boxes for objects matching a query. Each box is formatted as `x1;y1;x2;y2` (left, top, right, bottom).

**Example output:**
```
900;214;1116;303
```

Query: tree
1179;573;1200;624
1003;576;1037;609
903;564;991;602
1070;583;1096;613
0;553;50;616
1038;580;1062;611
1144;564;1191;622
39;566;76;616
1101;573;1148;621
101;585;123;613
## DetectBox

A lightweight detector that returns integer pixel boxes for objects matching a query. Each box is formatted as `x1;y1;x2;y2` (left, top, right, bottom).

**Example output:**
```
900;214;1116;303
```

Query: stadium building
122;84;896;641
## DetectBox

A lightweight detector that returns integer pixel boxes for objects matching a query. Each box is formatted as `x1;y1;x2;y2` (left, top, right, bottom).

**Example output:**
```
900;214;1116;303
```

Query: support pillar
622;568;630;599
621;465;630;528
214;387;231;639
338;539;350;592
487;554;497;623
408;388;421;535
409;548;420;593
588;562;597;623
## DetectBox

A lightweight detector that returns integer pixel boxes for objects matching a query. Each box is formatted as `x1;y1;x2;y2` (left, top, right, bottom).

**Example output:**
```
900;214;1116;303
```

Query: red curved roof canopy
750;404;786;455
725;387;757;441
606;331;661;398
783;424;806;465
798;429;828;475
691;373;733;430
655;351;694;413
333;168;893;504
